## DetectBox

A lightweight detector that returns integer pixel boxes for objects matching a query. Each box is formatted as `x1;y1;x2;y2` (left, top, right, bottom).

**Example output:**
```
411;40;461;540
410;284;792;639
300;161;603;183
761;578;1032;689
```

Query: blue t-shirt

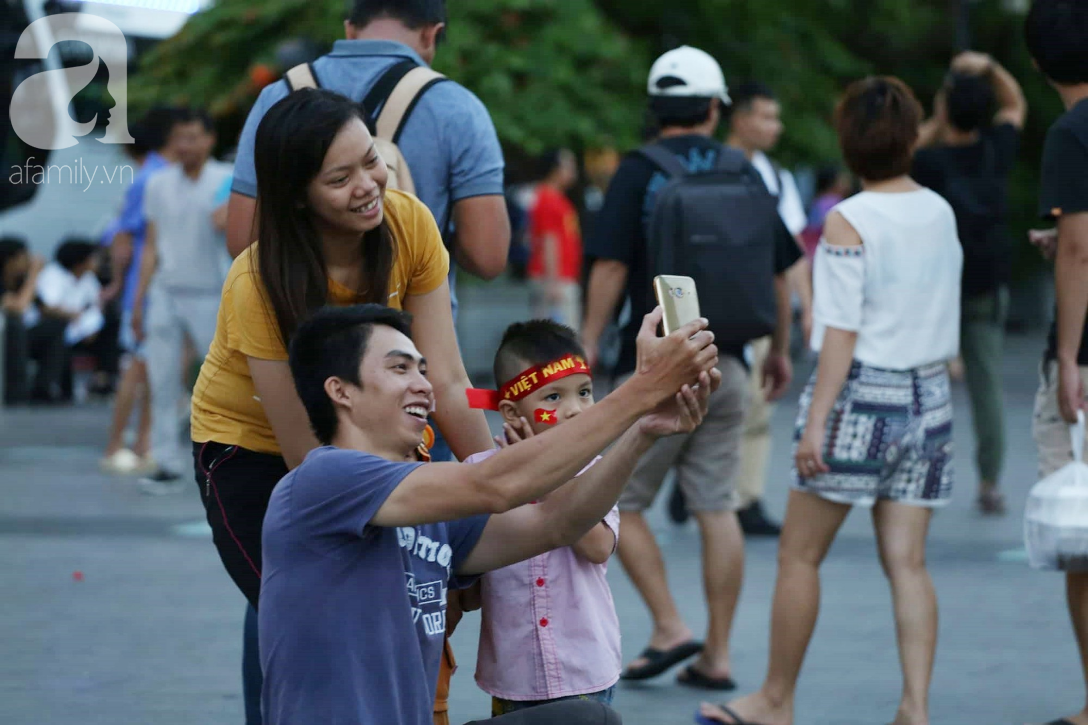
116;151;170;313
259;447;489;725
231;39;506;319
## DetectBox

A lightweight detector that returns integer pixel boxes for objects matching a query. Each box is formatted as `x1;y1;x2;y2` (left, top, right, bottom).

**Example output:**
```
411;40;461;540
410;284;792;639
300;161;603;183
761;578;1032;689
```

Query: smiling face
326;324;434;458
306;117;389;239
501;370;594;435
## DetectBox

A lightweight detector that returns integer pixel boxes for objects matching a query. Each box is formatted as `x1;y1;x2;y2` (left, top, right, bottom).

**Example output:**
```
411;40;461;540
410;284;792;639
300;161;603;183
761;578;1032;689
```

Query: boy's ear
497;400;521;425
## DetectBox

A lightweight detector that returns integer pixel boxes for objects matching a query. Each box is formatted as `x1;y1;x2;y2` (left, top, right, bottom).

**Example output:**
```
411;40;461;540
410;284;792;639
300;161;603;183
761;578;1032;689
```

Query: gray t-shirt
231;39;506;319
143;160;232;292
259;447;489;725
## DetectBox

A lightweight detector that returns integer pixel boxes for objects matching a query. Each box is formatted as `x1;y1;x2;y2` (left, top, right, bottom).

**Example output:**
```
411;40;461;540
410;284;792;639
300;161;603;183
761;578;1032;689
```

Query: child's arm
572;522;616;564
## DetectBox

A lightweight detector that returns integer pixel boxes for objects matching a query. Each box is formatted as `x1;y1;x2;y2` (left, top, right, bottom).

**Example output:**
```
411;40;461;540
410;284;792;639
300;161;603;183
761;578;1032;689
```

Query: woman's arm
795;211;863;475
403;280;494;459
248;357;323;469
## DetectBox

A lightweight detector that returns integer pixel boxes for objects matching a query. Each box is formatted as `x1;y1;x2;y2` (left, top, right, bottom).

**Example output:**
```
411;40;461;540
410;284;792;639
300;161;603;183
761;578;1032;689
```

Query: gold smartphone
653;275;701;336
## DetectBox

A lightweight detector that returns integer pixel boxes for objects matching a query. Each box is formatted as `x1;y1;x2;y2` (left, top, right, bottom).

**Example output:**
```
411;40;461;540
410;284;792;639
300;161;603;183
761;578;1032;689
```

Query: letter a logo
11;13;134;150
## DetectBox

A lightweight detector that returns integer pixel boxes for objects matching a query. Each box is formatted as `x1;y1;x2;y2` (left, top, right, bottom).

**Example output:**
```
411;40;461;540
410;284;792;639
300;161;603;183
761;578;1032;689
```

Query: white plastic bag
1026;411;1088;571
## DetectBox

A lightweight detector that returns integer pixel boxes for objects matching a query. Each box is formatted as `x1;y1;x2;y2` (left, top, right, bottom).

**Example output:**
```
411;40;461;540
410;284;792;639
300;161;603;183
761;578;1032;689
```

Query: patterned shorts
793;361;954;507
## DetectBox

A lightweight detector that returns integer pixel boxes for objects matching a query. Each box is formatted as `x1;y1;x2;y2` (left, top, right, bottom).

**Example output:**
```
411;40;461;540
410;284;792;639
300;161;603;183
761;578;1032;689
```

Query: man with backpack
581;45;802;690
912;50;1027;517
225;0;510;419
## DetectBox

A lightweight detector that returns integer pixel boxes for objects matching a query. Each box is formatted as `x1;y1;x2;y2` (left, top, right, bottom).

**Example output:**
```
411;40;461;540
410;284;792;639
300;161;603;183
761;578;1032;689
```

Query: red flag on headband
534;409;558;425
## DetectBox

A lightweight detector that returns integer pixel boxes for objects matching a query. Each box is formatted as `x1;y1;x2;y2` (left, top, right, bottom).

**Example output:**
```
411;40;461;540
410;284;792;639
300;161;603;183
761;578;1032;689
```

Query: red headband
466;354;591;411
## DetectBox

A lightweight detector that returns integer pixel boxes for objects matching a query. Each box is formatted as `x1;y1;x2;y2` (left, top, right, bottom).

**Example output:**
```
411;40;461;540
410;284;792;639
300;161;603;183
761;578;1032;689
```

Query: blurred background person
800;166;853;261
1;236;44;406
528;148;583;330
912;50;1027;516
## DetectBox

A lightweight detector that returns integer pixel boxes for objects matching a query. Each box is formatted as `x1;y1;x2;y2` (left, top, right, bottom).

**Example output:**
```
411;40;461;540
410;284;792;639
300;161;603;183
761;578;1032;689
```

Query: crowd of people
8;0;1088;723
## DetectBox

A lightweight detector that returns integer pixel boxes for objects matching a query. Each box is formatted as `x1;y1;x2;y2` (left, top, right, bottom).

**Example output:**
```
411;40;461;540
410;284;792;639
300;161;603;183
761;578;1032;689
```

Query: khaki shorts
618;356;749;513
1033;360;1088;478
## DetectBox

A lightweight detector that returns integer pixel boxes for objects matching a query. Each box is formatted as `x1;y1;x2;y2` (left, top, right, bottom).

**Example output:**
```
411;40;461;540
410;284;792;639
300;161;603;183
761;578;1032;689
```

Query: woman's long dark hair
252;88;396;347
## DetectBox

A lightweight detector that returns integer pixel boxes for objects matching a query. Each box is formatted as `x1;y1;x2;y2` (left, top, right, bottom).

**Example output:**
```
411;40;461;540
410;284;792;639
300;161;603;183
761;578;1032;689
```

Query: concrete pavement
0;328;1078;725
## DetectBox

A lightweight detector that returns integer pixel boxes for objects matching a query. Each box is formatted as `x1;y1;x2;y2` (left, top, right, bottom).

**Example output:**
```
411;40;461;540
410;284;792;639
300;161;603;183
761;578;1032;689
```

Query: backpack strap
376;66;447;144
361;59;418;132
637;143;690;178
284;62;319;91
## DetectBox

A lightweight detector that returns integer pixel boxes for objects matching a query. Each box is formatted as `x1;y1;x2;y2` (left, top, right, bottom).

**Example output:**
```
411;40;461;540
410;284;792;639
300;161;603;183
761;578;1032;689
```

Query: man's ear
324;376;352;412
420;22;445;56
497;400;521;425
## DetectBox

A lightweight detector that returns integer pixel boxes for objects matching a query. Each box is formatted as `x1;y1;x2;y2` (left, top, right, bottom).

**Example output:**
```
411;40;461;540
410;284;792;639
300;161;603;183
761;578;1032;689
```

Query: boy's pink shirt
463;449;621;700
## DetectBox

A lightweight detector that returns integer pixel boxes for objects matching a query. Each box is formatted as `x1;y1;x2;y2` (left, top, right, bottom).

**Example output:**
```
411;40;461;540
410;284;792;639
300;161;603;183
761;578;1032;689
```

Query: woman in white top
701;77;962;725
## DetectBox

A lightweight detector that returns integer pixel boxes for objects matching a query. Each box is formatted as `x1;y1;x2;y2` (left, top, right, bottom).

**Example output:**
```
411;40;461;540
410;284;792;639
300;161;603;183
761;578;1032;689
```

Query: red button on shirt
539;618;549;627
536;578;545;587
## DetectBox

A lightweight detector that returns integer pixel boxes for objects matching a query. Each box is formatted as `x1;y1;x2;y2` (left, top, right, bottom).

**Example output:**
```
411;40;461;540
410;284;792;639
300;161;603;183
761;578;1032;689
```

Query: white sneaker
100;449;142;474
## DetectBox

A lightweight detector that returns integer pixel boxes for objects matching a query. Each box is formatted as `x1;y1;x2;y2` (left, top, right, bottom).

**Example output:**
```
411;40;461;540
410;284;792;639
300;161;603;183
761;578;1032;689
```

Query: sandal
620;640;703;680
677;664;736;691
694;704;765;725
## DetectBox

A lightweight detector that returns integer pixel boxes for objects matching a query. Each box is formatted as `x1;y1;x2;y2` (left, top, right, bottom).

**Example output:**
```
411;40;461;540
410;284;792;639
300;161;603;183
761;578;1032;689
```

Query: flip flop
620;640;704;680
694;704;765;725
677;663;736;691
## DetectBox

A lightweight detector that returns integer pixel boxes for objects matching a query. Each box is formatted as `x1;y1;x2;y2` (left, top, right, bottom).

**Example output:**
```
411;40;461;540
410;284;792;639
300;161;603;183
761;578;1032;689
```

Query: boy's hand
494;416;535;448
1029;228;1058;261
637;369;717;439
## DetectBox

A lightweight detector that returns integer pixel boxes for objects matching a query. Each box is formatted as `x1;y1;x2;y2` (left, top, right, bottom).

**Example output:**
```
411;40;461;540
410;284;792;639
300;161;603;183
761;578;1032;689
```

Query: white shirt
32;262;104;344
810;189;963;370
751;151;807;236
144;160;233;292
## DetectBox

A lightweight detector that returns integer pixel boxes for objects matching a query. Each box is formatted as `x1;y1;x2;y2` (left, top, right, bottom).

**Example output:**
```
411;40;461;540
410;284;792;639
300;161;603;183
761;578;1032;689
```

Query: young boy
466;320;621;714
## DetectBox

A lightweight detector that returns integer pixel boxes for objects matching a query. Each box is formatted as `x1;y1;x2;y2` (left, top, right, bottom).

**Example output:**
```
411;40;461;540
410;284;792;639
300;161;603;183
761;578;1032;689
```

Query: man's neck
331;428;416;462
182;159;207;179
726;134;756;160
348;21;426;64
1058;83;1088;111
658;125;712;140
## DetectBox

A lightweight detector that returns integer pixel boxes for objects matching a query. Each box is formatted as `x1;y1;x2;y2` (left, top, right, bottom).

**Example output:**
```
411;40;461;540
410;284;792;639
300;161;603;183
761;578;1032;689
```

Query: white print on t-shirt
405;572;448;636
396;526;454;571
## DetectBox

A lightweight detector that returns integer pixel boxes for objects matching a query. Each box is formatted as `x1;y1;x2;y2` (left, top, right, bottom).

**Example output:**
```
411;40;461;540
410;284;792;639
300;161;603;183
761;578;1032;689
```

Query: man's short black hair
347;0;446;28
945;72;995;132
173;107;215;133
1026;0;1088;86
493;320;586;389
54;238;99;272
648;96;714;130
289;304;415;445
729;81;776;114
139;106;181;151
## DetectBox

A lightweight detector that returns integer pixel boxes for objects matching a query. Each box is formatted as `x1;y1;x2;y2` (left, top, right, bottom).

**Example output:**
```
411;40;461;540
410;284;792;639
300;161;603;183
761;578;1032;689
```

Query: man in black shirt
912;51;1027;515
582;46;801;689
1025;3;1088;724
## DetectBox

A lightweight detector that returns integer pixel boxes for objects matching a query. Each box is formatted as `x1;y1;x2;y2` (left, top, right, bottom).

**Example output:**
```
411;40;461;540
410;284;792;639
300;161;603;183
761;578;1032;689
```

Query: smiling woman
187;88;493;610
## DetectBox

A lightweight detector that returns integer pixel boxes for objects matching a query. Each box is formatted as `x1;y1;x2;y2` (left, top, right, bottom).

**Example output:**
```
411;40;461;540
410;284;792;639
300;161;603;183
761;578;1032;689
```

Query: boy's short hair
288;304;414;445
1026;0;1088;86
54;238;99;272
834;76;922;182
174;107;215;133
493;320;587;389
728;80;776;115
945;72;995;133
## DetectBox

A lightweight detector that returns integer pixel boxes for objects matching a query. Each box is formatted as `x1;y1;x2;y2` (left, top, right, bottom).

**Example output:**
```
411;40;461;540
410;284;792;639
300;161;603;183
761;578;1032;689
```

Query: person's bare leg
687;510;743;679
1056;572;1088;725
131;359;151;458
872;501;936;725
104;360;143;456
617;510;694;670
699;490;850;725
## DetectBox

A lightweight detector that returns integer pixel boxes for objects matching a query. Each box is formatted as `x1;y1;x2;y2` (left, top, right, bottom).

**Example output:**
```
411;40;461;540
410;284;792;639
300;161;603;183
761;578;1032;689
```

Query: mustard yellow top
190;189;450;455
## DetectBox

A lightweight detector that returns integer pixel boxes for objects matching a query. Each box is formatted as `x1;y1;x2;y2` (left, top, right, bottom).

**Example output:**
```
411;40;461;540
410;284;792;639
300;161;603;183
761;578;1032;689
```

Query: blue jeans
243;604;262;725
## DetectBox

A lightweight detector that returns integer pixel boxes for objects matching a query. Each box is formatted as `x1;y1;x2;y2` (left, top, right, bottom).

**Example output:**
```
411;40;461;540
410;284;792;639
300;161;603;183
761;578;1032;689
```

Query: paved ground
0;327;1080;725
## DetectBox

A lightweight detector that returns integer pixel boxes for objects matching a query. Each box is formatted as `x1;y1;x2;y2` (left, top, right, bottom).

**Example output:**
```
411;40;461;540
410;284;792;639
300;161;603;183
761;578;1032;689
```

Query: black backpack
638;143;780;348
